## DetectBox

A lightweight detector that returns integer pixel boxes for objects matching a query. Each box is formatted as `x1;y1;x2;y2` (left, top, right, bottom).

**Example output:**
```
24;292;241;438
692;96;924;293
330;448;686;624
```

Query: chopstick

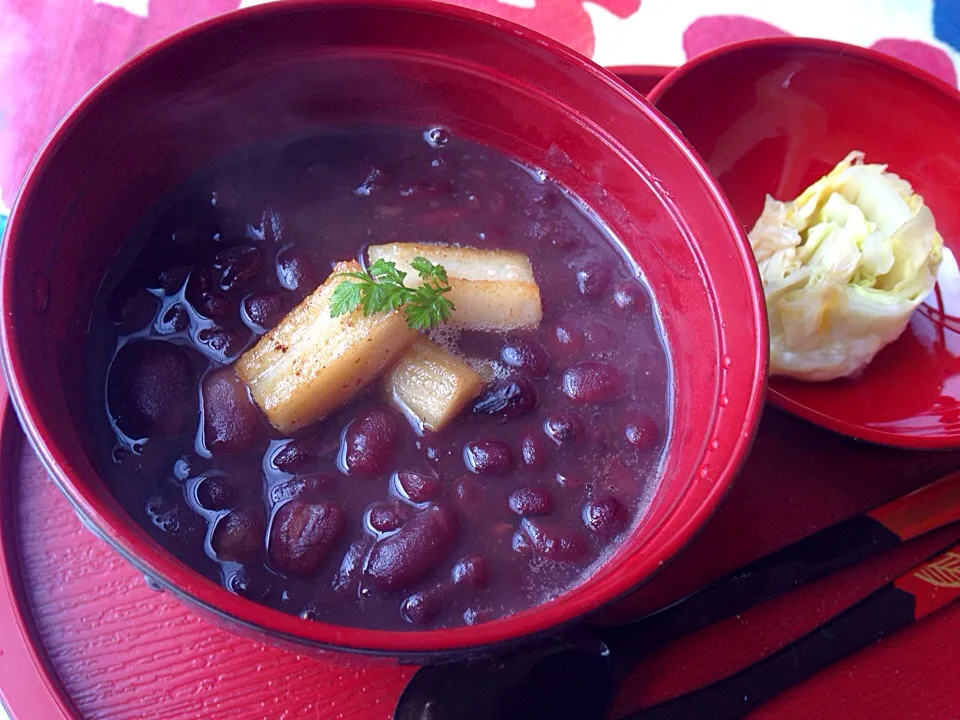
626;539;960;720
603;470;960;660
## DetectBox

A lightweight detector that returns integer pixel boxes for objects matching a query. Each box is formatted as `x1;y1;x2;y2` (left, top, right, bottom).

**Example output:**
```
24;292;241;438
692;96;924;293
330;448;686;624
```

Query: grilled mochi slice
384;338;486;432
367;243;542;330
236;260;416;434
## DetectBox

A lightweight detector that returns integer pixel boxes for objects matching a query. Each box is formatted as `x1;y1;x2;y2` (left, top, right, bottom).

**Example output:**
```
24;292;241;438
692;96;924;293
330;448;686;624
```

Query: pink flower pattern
455;0;641;57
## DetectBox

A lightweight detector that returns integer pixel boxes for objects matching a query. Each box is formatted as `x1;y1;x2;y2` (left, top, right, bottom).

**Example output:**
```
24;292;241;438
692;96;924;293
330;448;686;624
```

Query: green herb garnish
330;257;455;330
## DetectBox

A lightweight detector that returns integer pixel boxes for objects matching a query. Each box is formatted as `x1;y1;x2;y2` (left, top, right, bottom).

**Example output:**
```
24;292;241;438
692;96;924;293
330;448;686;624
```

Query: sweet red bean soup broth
85;127;672;630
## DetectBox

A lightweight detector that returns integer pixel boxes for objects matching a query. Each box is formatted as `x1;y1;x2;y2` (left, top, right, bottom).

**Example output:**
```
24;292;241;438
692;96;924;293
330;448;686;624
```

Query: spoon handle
602;470;960;663
625;540;960;719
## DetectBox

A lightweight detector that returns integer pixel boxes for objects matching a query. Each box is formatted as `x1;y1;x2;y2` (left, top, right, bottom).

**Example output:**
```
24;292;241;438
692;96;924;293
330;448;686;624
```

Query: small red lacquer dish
0;1;765;660
649;38;960;450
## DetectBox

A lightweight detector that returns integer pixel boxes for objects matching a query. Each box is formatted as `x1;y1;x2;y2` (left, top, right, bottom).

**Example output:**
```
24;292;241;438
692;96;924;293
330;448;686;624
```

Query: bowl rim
648;35;960;451
648;36;960;106
0;0;767;654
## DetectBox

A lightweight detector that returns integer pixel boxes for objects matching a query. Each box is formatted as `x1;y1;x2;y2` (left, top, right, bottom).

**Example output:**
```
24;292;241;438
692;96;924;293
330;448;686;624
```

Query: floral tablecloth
0;2;958;720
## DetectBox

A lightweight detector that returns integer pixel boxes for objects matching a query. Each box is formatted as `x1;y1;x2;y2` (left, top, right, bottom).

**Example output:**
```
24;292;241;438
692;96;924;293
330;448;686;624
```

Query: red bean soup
86;127;672;630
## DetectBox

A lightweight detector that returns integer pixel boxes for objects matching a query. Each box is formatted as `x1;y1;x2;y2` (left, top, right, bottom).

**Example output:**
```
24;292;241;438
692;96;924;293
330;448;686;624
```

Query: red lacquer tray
2;68;960;720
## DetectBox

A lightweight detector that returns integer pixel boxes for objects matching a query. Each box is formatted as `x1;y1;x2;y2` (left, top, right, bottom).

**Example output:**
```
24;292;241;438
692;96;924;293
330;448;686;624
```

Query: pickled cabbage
748;151;943;381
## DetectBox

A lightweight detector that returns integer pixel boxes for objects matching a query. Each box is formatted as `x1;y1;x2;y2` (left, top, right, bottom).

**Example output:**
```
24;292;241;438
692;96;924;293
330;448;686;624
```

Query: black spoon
393;470;960;720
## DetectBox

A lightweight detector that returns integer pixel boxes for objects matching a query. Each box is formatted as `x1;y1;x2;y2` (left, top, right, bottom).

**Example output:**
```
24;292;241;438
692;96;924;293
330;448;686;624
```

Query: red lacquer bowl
649;38;960;450
0;1;766;659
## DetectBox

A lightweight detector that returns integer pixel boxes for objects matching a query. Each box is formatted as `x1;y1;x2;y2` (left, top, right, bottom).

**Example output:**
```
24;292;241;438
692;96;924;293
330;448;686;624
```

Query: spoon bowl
393;635;616;720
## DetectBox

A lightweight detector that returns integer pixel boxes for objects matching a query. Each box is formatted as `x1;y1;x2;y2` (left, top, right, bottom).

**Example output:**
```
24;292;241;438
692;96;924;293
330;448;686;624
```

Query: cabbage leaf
748;151;943;381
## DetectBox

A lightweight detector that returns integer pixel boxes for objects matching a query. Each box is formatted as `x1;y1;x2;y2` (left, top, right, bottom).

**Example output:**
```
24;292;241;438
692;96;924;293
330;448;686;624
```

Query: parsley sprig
330;257;455;330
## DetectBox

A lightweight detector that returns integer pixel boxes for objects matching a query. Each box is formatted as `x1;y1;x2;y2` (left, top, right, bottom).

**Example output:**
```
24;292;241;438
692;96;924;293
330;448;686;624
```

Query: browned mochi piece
367;243;542;330
236;260;416;433
385;338;486;432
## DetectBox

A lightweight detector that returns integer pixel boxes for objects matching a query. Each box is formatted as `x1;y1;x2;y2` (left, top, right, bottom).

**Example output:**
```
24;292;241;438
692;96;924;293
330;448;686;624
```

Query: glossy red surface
0;3;765;657
649;38;960;450
0;396;76;718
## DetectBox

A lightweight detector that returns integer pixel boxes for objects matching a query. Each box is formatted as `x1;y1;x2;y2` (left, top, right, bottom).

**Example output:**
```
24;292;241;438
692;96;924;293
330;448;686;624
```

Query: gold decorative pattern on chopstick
913;552;960;588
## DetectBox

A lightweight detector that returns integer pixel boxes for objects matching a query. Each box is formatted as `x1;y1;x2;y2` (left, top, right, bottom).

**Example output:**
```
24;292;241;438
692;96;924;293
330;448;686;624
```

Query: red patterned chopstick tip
895;544;960;620
867;471;960;541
